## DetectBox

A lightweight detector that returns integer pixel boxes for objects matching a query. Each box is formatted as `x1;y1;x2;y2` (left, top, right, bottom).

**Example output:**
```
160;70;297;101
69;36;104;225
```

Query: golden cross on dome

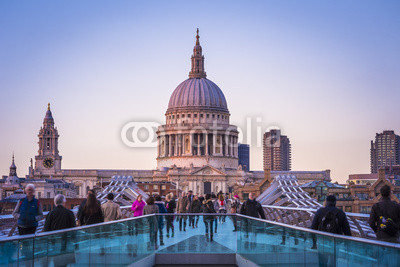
48;103;50;111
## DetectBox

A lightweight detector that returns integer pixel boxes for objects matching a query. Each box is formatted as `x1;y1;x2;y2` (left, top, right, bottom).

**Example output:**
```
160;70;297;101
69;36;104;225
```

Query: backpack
319;209;340;234
376;203;399;236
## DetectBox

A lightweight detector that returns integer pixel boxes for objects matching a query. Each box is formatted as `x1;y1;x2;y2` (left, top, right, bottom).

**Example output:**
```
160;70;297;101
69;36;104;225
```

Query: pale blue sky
1;0;399;183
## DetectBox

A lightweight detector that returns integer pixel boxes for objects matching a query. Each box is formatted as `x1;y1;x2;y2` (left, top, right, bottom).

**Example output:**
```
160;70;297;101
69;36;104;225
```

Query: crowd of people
129;190;251;243
12;185;122;235
11;183;400;246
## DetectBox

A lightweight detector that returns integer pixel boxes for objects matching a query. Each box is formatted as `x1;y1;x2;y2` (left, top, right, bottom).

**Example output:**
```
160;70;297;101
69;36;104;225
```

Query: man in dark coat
239;193;266;219
202;194;216;241
176;192;190;231
369;185;400;243
189;195;202;228
311;195;351;236
44;194;76;232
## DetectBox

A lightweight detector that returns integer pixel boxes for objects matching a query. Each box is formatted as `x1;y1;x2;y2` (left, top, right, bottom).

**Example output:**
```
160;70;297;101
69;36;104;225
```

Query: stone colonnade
158;132;238;158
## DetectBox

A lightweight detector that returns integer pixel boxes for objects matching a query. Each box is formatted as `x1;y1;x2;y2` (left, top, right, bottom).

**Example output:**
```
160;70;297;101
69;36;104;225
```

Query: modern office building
370;130;400;173
263;129;291;171
238;143;250;171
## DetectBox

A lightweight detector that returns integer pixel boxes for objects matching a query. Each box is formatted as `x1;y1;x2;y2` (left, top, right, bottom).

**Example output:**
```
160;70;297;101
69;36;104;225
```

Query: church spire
9;153;17;177
189;28;207;79
196;28;200;46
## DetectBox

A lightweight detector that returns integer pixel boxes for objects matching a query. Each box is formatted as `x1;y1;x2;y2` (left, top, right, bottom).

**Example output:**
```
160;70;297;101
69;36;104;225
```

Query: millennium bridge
0;175;399;266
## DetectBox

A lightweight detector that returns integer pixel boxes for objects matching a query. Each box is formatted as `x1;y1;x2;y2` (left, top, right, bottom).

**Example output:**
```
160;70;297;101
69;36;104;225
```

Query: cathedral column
157;136;160;157
197;134;201;155
227;135;230;157
78;184;83;197
190;133;194;155
164;136;168;157
205;133;209;155
231;136;235;157
175;134;178;155
234;136;238;157
229;136;233;157
168;134;174;157
224;135;228;156
213;134;216;155
177;134;181;156
222;181;227;193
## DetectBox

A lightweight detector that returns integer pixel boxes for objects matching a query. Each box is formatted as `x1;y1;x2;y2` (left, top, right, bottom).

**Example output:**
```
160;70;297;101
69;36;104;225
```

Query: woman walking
231;194;241;232
131;195;146;217
216;194;227;223
78;193;104;225
165;193;176;238
131;195;146;236
143;196;159;249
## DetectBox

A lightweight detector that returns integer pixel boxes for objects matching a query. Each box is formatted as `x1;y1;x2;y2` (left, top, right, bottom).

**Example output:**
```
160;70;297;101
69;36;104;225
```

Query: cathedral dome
167;29;228;114
167;78;228;113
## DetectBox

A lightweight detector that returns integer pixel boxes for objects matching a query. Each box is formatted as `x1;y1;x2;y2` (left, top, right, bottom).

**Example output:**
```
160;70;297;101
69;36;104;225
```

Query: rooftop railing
1;213;399;266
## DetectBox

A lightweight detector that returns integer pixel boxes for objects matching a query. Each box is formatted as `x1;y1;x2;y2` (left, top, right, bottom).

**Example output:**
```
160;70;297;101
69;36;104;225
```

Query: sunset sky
1;0;399;183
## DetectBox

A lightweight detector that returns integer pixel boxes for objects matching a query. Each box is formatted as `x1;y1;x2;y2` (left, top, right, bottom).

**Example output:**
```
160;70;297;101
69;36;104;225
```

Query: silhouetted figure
311;195;351;236
202;194;216;242
369;185;400;243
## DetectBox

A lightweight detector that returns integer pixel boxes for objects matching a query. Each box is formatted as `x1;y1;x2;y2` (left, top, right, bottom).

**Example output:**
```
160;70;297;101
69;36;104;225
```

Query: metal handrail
0;213;155;243
261;204;370;218
1;212;399;250
235;213;400;249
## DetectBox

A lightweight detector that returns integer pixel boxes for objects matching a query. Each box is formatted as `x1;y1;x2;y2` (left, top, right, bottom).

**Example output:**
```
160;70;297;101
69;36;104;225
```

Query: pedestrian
311;195;351;235
231;194;240;232
155;195;167;246
216;194;227;223
101;193;122;222
187;190;194;227
212;194;219;233
239;192;265;239
165;193;176;238
198;194;205;204
239;192;266;219
44;194;76;231
176;192;189;231
131;195;146;217
190;195;202;228
77;189;99;226
202;194;216;242
12;184;43;235
42;194;76;253
369;185;400;243
78;193;104;225
143;196;159;249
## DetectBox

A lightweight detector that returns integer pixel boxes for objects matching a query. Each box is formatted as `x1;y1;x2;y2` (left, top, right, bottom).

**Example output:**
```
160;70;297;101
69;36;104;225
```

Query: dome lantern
189;28;206;79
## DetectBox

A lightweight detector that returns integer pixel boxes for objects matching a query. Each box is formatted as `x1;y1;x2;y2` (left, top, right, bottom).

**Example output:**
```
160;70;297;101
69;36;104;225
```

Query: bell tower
34;103;62;177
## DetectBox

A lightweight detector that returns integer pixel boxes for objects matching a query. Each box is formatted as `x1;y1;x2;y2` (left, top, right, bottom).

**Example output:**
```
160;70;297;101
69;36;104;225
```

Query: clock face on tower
43;157;54;168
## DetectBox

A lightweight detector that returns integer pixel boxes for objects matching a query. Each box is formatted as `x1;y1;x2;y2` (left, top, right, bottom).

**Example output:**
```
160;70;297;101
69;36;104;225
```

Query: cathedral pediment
190;165;227;176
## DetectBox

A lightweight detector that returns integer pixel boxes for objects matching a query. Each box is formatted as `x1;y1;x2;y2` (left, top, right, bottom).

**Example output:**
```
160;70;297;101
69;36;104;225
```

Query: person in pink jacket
131;195;146;217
